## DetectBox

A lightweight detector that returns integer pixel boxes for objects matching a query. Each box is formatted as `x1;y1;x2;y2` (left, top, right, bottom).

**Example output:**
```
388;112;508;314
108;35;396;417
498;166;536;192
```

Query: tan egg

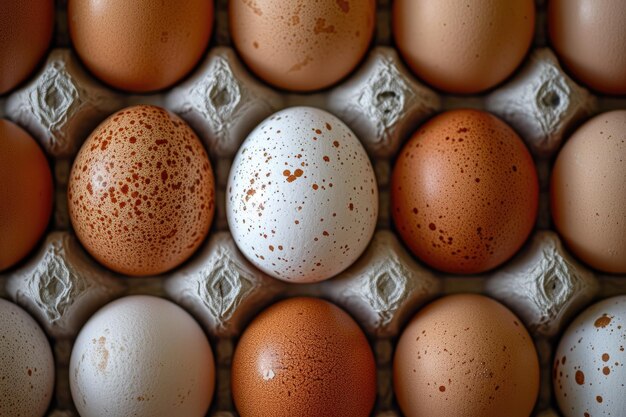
549;0;626;95
551;111;626;274
68;0;213;93
393;0;535;94
232;297;377;417
0;0;54;95
391;109;538;274
394;294;540;417
229;0;375;92
68;105;215;276
0;120;53;272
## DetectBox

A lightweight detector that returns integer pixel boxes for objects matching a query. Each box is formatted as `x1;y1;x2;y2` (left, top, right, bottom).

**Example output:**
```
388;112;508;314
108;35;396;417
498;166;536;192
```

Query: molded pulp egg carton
1;0;625;416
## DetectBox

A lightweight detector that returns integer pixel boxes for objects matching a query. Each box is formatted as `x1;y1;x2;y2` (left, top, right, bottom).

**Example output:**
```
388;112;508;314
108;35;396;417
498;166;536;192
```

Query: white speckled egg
0;298;55;417
69;295;215;417
554;296;626;417
227;107;378;283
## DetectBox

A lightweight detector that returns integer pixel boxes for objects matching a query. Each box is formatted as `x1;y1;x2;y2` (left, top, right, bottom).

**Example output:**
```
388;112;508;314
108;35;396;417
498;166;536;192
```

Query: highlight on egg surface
394;294;540;417
227;106;378;283
0;0;54;95
69;295;215;417
231;297;377;417
68;0;214;92
0;119;53;272
391;109;538;275
554;296;626;417
68;105;215;276
393;0;535;94
551;110;626;274
229;0;376;92
0;298;55;417
549;0;626;95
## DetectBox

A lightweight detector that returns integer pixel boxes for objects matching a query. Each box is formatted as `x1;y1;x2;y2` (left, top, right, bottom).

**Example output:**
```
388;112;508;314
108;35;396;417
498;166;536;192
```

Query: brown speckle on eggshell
68;105;215;276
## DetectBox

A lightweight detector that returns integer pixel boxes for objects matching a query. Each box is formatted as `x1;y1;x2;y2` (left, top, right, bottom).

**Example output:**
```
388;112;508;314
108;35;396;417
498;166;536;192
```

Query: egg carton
1;0;626;416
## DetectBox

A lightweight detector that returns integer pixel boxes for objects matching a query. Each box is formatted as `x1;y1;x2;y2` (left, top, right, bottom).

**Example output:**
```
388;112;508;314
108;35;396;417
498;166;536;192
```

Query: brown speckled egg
68;105;215;276
394;294;540;417
230;0;376;92
232;297;376;417
0;119;53;272
554;296;626;417
391;109;538;274
68;0;213;93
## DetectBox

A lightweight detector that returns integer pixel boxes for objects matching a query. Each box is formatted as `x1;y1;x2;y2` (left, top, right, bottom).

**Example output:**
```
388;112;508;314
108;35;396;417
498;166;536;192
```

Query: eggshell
0;119;53;272
392;0;535;94
231;297;376;417
0;0;54;95
68;0;214;92
226;107;378;283
0;298;55;417
554;296;626;417
393;294;540;417
549;0;626;95
69;295;215;417
551;110;626;274
391;109;539;274
230;0;375;92
68;105;215;276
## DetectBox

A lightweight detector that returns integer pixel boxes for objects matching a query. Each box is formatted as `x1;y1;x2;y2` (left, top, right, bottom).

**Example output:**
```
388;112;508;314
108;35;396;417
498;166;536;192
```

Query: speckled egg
68;105;215;276
70;295;215;417
232;297;377;417
0;298;55;417
551;110;626;274
230;0;376;92
226;107;378;283
394;294;540;417
391;109;539;274
554;296;626;417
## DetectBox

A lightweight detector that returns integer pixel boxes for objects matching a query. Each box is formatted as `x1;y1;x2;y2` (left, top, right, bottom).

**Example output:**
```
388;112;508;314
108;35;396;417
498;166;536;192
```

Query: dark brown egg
391;109;538;274
68;105;215;276
231;297;376;417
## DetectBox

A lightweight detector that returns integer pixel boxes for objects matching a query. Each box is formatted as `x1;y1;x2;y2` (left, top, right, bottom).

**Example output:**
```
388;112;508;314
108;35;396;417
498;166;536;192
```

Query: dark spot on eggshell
575;370;585;385
68;105;215;276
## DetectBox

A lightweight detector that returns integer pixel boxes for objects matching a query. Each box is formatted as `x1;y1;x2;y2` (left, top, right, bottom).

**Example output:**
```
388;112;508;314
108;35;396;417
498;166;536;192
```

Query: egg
231;297;376;417
70;295;215;417
549;0;626;95
554;296;626;417
230;0;375;92
68;0;214;92
227;107;378;283
391;109;538;274
0;0;54;95
0;298;55;417
0;119;53;272
68;105;215;276
393;0;535;94
551;111;626;274
394;294;540;417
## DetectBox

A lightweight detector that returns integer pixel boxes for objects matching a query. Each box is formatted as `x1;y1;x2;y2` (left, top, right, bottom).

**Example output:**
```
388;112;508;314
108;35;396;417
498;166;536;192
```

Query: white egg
69;295;215;417
227;106;378;283
0;298;55;417
554;296;626;417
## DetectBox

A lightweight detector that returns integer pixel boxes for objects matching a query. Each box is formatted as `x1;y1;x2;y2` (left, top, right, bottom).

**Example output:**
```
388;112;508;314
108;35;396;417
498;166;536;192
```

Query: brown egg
551;110;626;274
230;0;375;92
0;120;53;271
391;109;538;274
0;0;54;95
393;0;535;94
549;0;626;95
231;297;376;417
68;0;214;93
394;294;540;417
68;105;215;276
